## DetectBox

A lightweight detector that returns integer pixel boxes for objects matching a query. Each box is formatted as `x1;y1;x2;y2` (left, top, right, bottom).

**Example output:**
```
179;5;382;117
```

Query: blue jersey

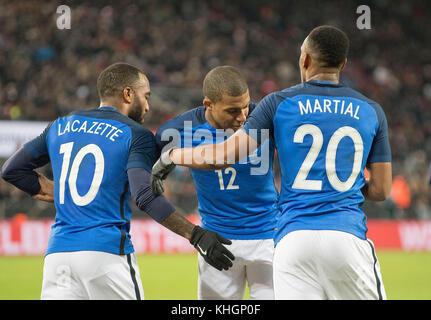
155;105;279;239
242;80;391;245
24;106;158;256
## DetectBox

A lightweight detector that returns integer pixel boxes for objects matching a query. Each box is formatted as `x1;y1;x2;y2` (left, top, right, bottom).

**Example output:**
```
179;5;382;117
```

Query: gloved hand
189;226;235;271
151;148;176;195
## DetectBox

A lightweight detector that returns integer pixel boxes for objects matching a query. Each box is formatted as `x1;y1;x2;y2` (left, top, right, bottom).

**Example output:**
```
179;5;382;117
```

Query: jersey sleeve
128;167;175;223
127;127;160;172
247;102;257;113
367;103;392;163
242;93;279;143
155;118;185;153
2;122;53;196
23;121;53;159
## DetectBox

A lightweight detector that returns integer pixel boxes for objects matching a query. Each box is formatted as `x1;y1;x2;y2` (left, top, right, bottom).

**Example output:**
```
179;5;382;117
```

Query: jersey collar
306;80;344;87
98;106;120;112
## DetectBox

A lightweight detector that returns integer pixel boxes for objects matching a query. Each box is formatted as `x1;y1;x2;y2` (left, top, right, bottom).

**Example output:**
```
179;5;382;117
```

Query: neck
99;101;126;116
306;71;340;83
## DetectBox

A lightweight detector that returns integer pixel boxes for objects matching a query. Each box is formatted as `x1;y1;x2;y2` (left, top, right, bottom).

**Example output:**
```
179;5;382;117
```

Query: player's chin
139;111;148;124
131;113;145;124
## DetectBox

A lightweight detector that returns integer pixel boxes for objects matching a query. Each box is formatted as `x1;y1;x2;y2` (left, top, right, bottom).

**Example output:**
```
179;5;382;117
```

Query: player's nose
237;110;247;123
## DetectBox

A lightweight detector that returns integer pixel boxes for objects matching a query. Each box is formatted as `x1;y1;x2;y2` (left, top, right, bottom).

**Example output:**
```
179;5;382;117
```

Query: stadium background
0;0;430;299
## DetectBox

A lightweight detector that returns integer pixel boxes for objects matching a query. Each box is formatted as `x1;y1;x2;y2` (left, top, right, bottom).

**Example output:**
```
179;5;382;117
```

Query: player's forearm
160;211;196;240
361;180;371;199
169;130;258;171
361;179;391;201
1;147;42;196
170;145;231;170
128;167;176;222
362;162;392;201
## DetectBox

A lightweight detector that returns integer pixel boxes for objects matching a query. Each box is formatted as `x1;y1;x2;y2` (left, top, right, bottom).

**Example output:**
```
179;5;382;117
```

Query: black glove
151;148;176;195
190;226;235;271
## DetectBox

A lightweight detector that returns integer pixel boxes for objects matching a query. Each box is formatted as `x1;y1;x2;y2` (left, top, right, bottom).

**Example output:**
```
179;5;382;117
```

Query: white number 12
215;168;239;190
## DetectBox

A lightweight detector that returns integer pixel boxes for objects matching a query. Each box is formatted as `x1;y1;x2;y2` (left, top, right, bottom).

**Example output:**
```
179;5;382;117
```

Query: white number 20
292;124;363;192
59;142;104;206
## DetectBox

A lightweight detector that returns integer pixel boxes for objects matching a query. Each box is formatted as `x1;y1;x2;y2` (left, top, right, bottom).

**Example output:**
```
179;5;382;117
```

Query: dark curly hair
307;25;350;68
97;62;144;99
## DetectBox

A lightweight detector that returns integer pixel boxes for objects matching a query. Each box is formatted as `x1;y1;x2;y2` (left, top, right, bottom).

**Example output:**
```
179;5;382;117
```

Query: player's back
27;106;156;255
244;80;391;245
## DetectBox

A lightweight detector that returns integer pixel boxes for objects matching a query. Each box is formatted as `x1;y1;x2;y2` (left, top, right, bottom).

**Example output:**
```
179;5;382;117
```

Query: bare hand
33;171;54;203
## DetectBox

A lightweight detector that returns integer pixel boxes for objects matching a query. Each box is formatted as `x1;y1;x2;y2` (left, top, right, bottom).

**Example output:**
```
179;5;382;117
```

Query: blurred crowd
0;0;430;219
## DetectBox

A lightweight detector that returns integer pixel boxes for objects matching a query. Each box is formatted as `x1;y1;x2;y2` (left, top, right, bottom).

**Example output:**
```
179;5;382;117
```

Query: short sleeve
127;127;159;172
155;123;182;154
155;114;190;154
242;92;279;143
367;104;392;163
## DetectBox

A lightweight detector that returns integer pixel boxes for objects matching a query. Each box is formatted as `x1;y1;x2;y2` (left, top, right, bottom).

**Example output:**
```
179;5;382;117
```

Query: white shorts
41;251;144;300
273;230;386;300
198;238;274;300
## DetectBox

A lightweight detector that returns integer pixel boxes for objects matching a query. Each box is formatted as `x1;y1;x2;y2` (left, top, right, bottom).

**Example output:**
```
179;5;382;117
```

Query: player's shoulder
130;123;155;140
65;107;129;125
253;84;307;112
69;108;156;141
288;81;386;116
342;86;386;119
280;82;309;96
248;101;258;114
267;83;309;102
121;120;156;148
157;106;206;134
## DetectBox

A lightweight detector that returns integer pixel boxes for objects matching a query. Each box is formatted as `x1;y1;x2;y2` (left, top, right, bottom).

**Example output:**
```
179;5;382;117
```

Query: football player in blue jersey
154;66;279;300
1;62;234;300
152;26;392;300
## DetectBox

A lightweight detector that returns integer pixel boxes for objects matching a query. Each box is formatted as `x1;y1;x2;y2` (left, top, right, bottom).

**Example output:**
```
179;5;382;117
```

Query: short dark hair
307;25;350;68
97;62;144;99
203;66;248;103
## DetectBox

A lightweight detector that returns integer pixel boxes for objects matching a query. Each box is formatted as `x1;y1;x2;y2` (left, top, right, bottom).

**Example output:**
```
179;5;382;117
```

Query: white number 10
59;142;105;206
292;124;363;192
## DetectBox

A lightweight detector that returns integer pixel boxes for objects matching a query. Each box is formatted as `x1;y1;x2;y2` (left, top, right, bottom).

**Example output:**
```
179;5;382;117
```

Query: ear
303;52;311;70
122;87;134;104
203;97;213;110
340;58;347;71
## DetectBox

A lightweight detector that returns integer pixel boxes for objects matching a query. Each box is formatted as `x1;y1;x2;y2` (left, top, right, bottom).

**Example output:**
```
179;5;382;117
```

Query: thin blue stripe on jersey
242;80;391;245
24;106;158;256
156;104;280;240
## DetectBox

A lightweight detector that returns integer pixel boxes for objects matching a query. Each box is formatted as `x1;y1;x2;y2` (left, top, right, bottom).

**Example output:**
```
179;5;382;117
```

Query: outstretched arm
169;129;258;170
150;129;259;195
152;92;277;194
